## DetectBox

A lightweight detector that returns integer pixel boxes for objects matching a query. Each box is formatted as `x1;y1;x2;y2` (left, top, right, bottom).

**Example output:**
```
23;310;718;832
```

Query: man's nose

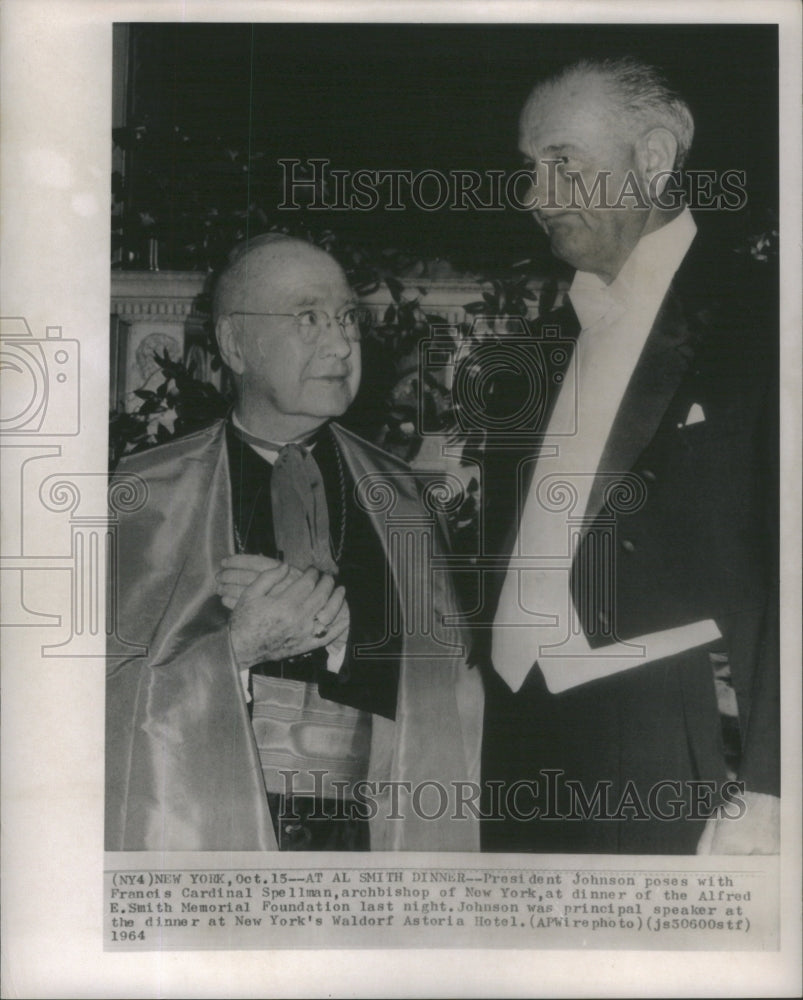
516;171;539;213
318;318;353;358
532;161;575;215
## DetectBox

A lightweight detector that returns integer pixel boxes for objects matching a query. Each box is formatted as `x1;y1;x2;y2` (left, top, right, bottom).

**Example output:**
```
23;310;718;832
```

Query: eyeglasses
231;306;369;344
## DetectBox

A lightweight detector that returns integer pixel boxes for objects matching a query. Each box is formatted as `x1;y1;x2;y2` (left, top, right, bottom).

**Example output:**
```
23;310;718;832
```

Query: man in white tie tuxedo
483;58;779;854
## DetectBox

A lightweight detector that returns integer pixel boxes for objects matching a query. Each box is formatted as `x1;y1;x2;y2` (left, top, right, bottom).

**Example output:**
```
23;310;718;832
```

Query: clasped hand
217;554;349;668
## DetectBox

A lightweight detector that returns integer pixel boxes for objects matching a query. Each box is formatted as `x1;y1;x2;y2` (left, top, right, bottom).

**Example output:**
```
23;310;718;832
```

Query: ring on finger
312;615;329;639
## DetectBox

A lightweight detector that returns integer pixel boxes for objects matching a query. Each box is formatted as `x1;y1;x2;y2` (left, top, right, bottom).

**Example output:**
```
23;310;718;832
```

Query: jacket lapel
583;271;698;528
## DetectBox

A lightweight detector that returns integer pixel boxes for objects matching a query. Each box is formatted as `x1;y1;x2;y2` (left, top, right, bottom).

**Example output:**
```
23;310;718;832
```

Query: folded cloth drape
271;443;338;575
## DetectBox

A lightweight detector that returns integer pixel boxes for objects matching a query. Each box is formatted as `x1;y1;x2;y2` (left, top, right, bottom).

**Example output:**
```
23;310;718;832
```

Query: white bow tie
568;271;629;331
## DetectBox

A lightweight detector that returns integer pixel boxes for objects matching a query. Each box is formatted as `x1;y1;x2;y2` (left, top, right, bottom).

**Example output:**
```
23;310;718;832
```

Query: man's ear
636;127;679;190
216;315;245;375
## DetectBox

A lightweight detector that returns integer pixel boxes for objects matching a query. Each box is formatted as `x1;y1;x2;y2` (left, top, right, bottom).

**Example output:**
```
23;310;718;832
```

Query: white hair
528;57;695;168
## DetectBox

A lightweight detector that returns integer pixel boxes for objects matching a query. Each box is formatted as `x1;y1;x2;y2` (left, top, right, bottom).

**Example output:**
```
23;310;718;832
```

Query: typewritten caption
104;856;778;950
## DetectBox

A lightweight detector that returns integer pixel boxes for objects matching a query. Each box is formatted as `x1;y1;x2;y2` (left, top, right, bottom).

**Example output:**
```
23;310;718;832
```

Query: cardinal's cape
106;420;483;851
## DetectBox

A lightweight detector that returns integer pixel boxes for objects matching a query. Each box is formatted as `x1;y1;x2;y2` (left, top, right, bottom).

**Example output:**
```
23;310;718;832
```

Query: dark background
117;22;778;275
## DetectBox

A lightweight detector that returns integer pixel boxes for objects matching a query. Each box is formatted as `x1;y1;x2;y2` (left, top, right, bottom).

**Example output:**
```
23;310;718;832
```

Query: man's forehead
519;76;618;151
237;247;351;308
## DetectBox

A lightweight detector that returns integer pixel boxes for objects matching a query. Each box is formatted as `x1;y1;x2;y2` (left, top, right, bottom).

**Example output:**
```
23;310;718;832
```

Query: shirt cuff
325;637;348;674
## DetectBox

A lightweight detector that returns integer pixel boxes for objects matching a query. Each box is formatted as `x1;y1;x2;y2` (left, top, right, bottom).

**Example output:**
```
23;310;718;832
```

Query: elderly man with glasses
106;233;483;853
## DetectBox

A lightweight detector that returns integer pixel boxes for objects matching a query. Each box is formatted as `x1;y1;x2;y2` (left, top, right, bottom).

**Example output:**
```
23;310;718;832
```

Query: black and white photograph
1;1;801;997
106;20;780;855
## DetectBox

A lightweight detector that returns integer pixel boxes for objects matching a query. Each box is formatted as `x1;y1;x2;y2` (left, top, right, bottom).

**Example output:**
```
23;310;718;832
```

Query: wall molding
110;271;551;326
110;271;208;321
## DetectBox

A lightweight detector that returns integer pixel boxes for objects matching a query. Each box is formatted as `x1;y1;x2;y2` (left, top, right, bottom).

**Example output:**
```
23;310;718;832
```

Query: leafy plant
109;350;230;468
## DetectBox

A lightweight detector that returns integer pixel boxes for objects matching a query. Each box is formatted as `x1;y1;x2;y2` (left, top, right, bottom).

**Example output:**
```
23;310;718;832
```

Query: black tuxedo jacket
481;229;779;853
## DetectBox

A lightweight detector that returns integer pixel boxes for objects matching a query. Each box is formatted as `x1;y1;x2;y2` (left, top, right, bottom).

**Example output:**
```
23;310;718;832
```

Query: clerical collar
230;412;325;463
